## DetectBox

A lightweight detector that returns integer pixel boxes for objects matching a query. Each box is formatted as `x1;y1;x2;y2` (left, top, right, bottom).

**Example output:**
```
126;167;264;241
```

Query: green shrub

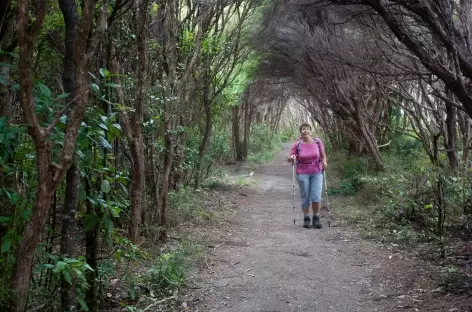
329;156;367;196
168;186;214;226
248;123;282;162
145;241;203;296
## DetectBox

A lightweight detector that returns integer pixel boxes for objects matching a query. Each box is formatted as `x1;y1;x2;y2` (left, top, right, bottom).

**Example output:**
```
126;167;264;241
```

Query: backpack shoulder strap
296;140;302;155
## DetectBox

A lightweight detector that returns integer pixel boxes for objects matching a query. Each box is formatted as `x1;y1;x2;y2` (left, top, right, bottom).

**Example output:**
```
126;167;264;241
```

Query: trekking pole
323;167;331;227
292;162;296;226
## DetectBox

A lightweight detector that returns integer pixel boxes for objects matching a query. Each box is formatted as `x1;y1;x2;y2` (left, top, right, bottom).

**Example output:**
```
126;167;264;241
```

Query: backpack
296;137;322;167
296;137;322;156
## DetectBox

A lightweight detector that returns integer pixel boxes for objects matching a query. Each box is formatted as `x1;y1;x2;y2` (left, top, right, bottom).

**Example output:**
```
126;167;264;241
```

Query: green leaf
63;270;72;285
78;298;90;311
109;206;121;218
99;136;112;150
34;263;55;272
104;82;121;88
86;196;96;206
99;68;110;78
119;183;128;195
53;261;67;274
105;218;113;233
90;83;100;93
65;258;80;264
101;180;111;193
83;214;99;232
1;238;11;253
78;183;86;201
56;92;70;100
37;83;51;97
72;268;83;278
98;123;108;131
0;216;10;223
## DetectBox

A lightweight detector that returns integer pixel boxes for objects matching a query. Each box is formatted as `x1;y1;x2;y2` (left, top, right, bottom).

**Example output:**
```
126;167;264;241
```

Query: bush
248;123;282;162
329;156;367;196
340;149;472;246
168;186;214;226
145;241;203;296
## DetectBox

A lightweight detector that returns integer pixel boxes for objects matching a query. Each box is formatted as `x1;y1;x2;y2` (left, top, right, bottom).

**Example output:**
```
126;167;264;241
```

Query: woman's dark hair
299;123;311;133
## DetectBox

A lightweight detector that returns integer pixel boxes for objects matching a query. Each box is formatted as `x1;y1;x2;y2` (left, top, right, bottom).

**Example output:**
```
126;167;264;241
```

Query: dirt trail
189;144;459;312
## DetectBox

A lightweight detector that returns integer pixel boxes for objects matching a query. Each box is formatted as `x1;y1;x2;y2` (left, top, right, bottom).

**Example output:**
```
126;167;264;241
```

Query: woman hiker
287;123;328;229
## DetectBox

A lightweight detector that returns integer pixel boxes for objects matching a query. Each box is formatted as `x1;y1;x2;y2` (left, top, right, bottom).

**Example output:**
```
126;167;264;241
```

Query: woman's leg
297;174;311;227
310;172;324;228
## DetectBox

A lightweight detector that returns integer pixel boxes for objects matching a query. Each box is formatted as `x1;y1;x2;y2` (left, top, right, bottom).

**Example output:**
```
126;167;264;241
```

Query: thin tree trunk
84;177;100;312
195;89;212;189
444;99;459;170
60;161;78;311
0;52;14;241
232;105;243;161
129;137;145;242
158;117;173;240
243;96;250;161
459;113;471;164
128;0;149;243
11;150;54;311
58;0;79;308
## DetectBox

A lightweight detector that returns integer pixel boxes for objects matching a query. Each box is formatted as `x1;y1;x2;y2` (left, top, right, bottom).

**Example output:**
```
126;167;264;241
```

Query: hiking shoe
313;215;322;229
303;217;311;229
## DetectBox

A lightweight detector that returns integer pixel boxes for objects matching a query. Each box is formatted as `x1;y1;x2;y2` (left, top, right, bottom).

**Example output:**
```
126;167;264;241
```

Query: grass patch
168;186;215;226
145;241;204;296
121;240;205;311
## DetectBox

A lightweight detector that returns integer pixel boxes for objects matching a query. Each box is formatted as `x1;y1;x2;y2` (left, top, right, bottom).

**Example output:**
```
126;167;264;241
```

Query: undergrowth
331;138;472;294
121;240;204;311
248;123;284;163
332;146;472;248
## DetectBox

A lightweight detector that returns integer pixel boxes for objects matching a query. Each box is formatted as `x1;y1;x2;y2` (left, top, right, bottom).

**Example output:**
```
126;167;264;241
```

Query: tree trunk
58;0;79;308
84;177;100;312
158;117;173;241
232;105;244;161
444;98;459;170
11;149;54;311
348;96;384;169
60;161;78;311
0;53;12;118
128;0;149;243
243;96;251;161
12;5;54;309
129;137;145;242
459;113;471;164
12;0;94;309
0;52;14;241
195;90;212;189
171;127;186;191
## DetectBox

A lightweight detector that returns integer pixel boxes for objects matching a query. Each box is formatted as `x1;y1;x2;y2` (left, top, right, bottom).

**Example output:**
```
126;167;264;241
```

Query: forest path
188;143;460;312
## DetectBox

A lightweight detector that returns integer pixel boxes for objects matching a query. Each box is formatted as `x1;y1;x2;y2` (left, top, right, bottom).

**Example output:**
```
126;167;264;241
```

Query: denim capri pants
297;172;323;209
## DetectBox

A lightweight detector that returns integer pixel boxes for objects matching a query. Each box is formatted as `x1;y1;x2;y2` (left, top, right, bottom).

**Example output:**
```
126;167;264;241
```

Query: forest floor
159;143;472;312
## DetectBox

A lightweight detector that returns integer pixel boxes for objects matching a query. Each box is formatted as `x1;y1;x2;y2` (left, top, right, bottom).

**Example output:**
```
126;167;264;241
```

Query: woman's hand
287;155;296;163
322;160;328;168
